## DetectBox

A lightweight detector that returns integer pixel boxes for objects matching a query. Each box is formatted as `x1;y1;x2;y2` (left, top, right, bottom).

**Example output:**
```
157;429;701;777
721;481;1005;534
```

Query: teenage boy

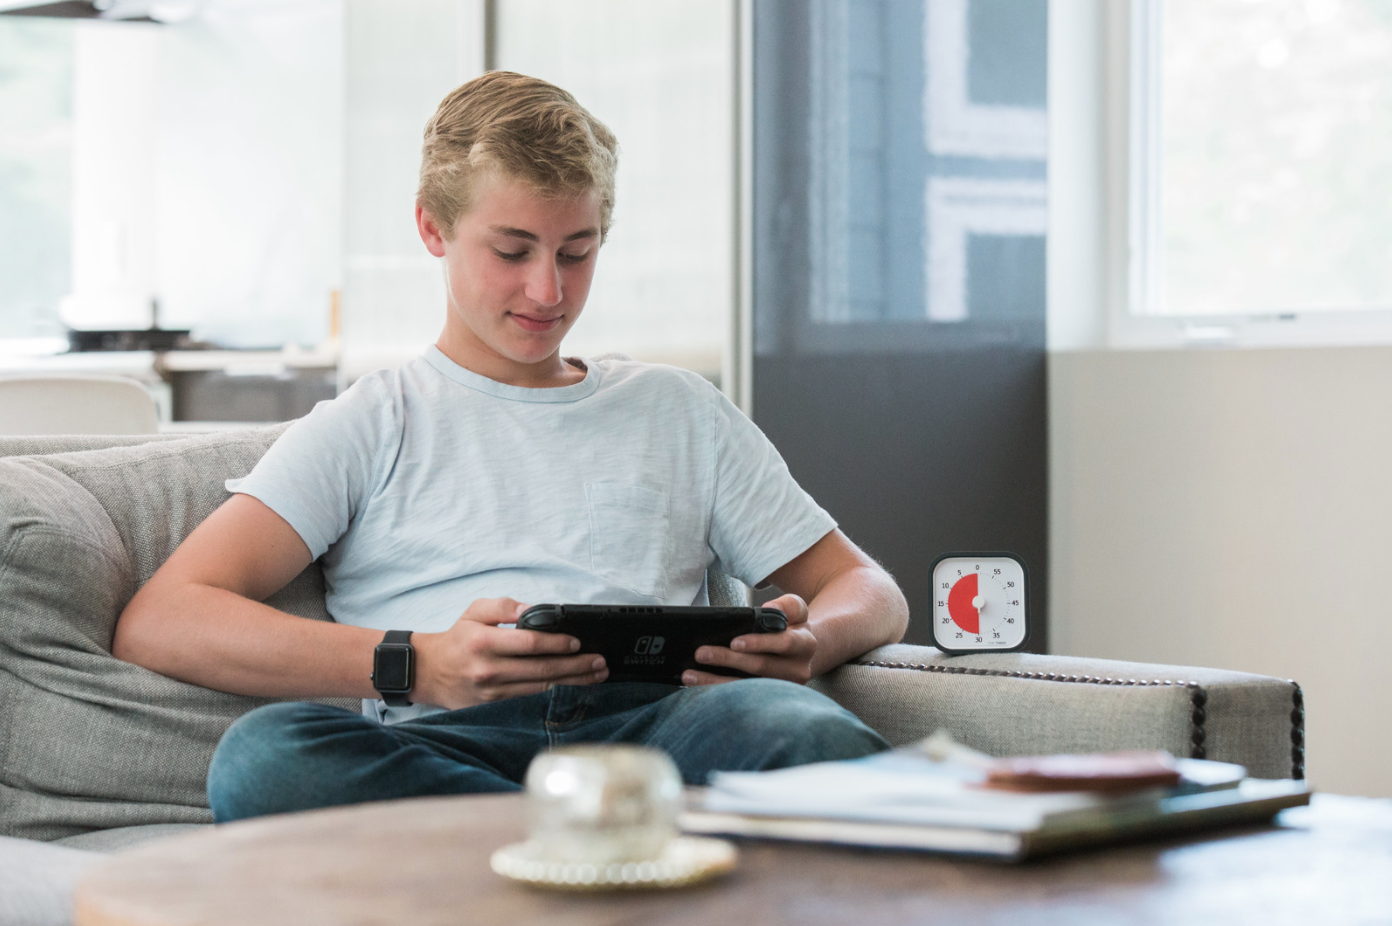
114;71;909;821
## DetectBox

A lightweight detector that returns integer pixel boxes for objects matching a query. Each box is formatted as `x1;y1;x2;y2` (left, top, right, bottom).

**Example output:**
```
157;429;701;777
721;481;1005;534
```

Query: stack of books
679;744;1310;861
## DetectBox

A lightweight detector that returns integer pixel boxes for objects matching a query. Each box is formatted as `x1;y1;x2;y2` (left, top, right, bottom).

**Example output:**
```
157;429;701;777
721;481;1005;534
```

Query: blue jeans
207;678;889;822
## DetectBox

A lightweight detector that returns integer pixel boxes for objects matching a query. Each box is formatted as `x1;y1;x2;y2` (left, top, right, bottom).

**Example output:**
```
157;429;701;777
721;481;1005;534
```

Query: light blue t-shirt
228;347;836;719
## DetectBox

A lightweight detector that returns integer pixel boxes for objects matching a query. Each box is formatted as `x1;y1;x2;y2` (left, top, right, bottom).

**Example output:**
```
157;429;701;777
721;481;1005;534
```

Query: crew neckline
423;345;601;403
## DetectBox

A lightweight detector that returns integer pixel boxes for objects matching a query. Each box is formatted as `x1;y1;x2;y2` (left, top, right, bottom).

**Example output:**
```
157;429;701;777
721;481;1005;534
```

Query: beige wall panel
1050;347;1392;798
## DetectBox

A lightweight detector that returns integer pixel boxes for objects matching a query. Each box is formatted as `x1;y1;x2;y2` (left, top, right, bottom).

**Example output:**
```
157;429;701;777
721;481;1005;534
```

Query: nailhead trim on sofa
1289;681;1305;780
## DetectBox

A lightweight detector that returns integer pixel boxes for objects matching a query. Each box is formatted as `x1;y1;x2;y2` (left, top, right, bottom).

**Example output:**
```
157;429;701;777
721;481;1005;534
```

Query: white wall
1049;348;1392;798
62;1;345;347
156;0;344;348
65;22;160;331
494;0;734;381
340;0;484;382
1047;0;1392;797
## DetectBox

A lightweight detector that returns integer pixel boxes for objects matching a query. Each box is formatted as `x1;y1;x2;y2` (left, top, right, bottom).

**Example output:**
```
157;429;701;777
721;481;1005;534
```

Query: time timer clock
929;552;1030;654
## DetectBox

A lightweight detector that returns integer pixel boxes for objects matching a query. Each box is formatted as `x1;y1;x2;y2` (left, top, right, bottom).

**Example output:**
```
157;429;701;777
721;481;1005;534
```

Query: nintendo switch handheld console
516;604;788;685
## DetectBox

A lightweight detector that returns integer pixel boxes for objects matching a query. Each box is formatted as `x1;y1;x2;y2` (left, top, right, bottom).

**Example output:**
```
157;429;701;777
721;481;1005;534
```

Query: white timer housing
929;553;1030;654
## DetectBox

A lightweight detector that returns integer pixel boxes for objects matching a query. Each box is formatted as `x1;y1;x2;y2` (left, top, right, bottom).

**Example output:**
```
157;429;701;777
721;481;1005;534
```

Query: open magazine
679;737;1311;861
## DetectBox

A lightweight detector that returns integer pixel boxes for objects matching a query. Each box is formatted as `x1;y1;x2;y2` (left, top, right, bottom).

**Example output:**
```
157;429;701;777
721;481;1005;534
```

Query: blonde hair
418;71;619;240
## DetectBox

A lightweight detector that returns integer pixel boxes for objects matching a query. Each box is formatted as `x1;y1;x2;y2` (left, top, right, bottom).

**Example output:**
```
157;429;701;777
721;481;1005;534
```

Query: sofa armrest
810;644;1303;780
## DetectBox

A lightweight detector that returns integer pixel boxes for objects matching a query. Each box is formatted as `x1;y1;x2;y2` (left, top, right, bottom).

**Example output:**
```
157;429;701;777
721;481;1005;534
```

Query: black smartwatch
371;630;414;707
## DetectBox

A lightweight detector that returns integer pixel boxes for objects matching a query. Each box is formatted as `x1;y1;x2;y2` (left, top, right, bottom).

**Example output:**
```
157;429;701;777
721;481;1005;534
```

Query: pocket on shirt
587;483;671;599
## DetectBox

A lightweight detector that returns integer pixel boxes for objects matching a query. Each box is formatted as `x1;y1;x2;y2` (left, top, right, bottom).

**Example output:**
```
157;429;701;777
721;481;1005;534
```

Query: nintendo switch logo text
634;636;665;655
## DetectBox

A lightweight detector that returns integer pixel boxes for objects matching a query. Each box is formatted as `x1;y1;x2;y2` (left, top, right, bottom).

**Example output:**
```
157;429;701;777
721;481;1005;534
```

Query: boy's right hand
410;598;607;710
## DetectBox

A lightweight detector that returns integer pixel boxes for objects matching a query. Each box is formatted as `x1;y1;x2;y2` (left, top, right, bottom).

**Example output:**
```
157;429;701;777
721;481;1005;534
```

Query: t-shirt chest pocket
586;483;671;599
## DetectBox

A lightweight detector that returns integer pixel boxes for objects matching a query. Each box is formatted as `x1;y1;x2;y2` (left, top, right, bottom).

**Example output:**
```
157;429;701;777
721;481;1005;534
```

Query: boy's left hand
682;593;817;686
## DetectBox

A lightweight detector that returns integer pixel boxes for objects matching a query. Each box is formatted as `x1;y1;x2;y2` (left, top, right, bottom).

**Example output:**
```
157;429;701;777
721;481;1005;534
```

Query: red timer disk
945;572;980;634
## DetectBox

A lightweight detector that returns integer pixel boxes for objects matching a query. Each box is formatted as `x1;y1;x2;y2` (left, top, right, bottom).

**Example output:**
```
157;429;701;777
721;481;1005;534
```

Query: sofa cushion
0;426;353;841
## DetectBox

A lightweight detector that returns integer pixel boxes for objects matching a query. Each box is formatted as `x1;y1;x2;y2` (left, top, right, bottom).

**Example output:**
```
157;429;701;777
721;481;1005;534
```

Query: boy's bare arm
113;494;381;699
113;494;606;705
683;529;909;685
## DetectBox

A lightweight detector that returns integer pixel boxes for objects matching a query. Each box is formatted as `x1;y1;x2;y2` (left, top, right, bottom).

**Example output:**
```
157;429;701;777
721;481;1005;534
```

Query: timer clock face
929;553;1030;654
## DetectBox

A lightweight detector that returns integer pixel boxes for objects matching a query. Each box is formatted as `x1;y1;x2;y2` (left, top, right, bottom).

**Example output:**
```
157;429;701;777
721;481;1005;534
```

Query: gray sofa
0;427;1305;926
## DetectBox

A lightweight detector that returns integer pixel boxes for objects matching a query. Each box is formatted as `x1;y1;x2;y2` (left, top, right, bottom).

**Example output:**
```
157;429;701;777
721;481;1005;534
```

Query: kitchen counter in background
0;344;338;427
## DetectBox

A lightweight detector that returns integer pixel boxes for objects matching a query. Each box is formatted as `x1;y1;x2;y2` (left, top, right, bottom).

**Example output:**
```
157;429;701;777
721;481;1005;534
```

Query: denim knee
207;701;357;823
683;678;889;768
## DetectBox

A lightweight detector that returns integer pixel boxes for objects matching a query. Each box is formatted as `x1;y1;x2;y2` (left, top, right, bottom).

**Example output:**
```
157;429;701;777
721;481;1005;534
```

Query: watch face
373;645;412;691
930;553;1029;653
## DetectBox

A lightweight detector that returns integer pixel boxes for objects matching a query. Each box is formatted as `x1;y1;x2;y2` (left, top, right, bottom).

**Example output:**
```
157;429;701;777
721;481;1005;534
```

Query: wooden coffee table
74;792;1392;925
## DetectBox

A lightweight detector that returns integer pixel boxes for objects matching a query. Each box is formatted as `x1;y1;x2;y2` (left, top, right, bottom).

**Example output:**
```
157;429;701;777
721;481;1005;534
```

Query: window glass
1156;0;1392;316
757;0;1048;355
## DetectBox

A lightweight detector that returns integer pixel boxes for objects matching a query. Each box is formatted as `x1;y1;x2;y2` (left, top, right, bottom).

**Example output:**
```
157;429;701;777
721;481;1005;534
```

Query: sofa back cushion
0;425;352;840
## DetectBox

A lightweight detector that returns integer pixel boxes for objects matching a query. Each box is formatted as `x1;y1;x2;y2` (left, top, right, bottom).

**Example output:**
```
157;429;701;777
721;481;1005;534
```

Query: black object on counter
67;329;194;352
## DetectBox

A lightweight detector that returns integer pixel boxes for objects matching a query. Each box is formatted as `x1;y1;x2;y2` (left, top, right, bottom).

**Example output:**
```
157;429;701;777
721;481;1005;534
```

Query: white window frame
926;177;1048;323
1109;0;1392;350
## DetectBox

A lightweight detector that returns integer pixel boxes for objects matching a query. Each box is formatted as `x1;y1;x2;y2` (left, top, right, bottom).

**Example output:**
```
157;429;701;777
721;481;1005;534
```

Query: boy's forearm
114;580;382;700
805;564;909;677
